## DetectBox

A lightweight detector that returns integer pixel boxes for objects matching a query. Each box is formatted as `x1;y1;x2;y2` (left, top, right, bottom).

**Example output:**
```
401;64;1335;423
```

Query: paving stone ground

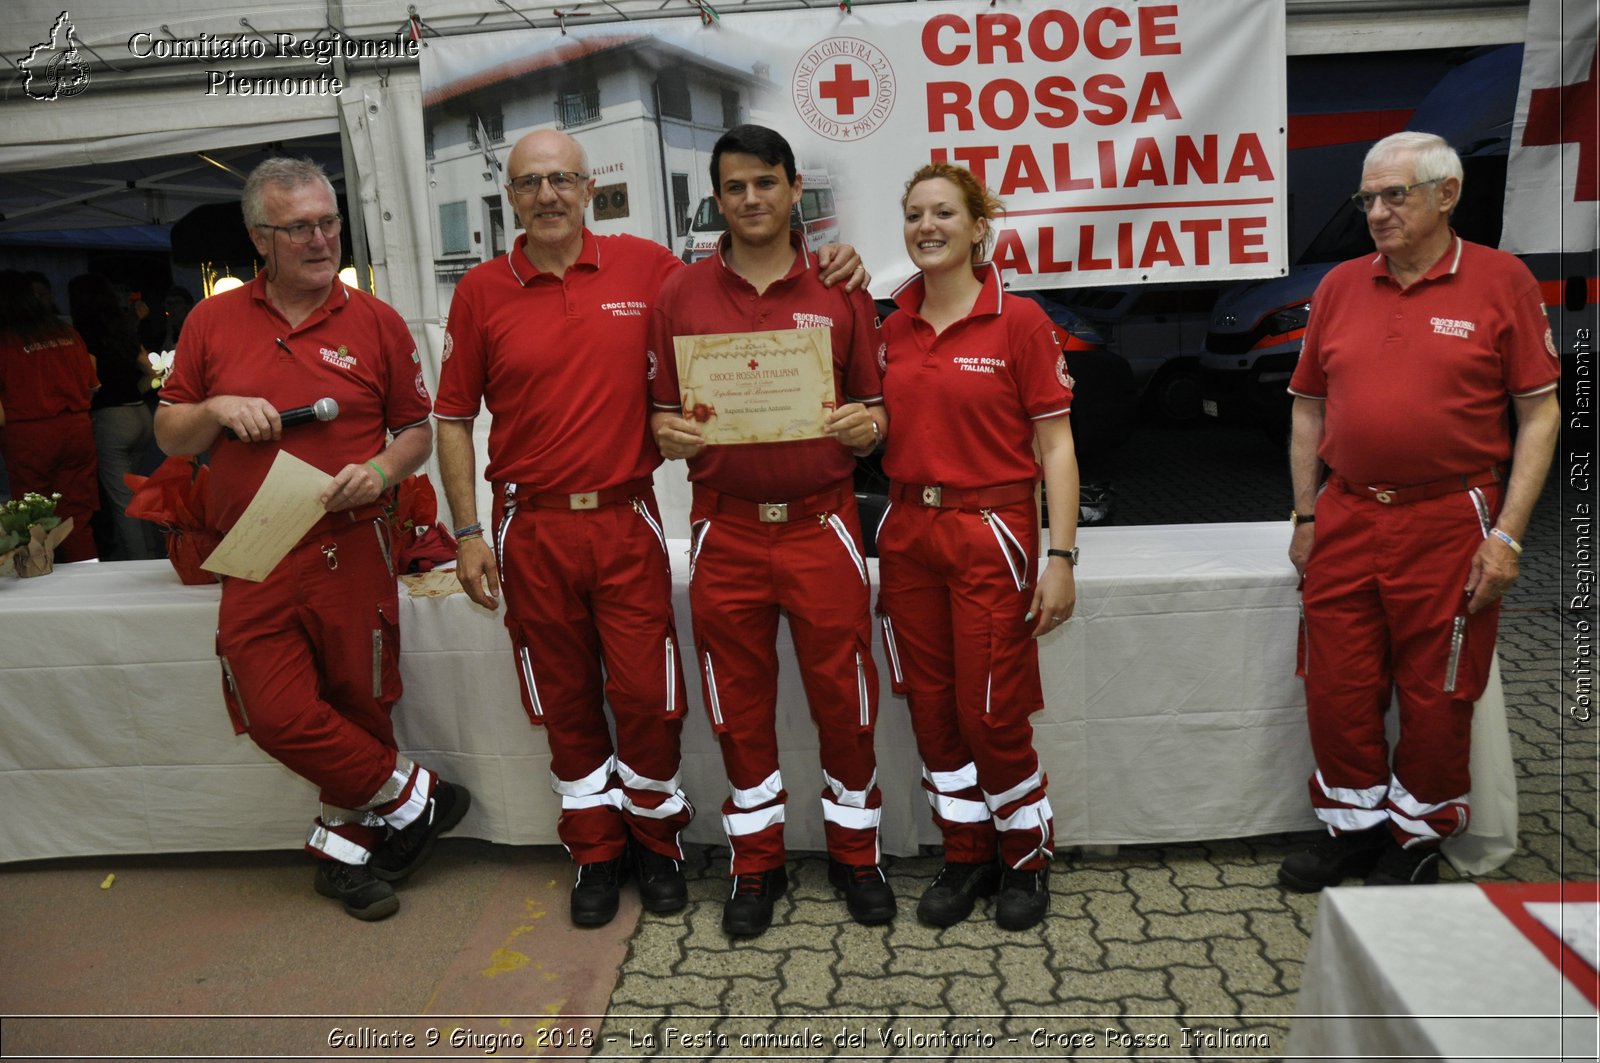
596;419;1598;1061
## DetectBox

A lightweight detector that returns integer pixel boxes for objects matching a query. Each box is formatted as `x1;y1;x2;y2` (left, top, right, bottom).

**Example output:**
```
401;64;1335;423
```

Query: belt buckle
920;485;942;506
1373;489;1395;504
569;492;598;510
760;502;789;523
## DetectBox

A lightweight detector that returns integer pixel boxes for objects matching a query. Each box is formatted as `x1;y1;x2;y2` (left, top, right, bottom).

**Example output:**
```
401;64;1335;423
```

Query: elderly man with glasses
157;157;470;921
1278;131;1560;891
434;129;865;927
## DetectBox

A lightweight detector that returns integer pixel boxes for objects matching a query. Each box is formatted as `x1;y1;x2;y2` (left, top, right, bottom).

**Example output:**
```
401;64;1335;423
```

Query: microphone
223;397;339;439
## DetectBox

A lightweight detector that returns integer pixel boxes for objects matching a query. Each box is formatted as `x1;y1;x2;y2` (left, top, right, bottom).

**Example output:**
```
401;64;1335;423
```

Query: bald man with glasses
1278;131;1559;892
435;129;865;927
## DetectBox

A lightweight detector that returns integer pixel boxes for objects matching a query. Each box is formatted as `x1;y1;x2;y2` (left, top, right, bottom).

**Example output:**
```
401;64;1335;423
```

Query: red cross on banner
818;62;871;118
1502;0;1600;253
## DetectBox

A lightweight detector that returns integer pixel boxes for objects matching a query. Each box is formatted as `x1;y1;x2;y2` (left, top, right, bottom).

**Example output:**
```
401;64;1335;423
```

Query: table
1288;883;1599;1061
0;522;1514;870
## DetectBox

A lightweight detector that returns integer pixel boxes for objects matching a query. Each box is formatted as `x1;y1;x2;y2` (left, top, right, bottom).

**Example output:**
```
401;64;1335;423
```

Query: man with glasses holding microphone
1277;131;1559;891
158;158;469;921
435;129;864;927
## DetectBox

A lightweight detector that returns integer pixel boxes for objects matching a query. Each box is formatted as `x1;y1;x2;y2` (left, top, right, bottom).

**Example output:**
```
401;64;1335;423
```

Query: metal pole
328;0;373;292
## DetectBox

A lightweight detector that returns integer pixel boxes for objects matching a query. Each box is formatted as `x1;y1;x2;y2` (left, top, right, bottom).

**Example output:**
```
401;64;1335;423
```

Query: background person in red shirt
650;124;890;938
157;158;469;922
876;164;1079;933
0;268;100;561
1279;131;1560;892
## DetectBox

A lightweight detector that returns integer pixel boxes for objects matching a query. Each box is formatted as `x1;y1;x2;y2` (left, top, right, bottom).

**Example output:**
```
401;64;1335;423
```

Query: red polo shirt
163;275;430;530
880;263;1073;489
1289;235;1560;485
435;230;680;490
0;329;98;421
647;233;883;500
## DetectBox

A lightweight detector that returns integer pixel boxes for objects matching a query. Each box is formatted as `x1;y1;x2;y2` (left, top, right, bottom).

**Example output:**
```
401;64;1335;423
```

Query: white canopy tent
0;0;1529;518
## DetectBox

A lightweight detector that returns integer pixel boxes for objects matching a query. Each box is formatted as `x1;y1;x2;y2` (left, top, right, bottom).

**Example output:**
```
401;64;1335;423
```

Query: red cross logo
747;358;760;370
1522;45;1599;201
818;62;871;118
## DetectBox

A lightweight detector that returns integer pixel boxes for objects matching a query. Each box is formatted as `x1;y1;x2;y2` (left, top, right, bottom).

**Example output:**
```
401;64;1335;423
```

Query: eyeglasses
508;171;587;197
257;215;343;244
1350;179;1440;213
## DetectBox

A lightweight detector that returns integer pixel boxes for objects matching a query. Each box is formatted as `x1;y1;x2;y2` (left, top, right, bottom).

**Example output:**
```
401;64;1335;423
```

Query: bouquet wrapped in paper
124;456;220;584
387;473;458;574
0;492;75;578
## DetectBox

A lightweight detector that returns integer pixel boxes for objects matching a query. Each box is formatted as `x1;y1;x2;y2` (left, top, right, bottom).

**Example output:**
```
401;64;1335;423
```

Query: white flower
149;350;176;387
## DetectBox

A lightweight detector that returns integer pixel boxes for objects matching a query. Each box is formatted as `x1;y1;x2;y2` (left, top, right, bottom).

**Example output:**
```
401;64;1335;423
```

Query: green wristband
366;460;389;489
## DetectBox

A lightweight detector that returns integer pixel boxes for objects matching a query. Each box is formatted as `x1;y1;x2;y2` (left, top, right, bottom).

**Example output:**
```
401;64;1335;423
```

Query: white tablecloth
1289;883;1599;1061
0;522;1515;868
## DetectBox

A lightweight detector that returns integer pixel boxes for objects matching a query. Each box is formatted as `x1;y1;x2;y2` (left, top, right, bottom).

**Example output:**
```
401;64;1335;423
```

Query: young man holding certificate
649;124;891;938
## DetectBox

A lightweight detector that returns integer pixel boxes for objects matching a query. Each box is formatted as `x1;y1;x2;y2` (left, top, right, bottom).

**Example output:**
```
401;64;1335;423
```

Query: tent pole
328;0;373;292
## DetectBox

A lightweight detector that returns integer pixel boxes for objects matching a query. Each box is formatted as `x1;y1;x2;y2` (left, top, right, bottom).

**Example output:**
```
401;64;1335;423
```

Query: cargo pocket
633;497;669;556
825;514;869;585
216;635;249;735
983;509;1031;592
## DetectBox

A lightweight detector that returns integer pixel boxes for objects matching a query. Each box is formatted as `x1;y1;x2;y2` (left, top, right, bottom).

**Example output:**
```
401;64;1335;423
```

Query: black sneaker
827;859;897;925
634;842;688;914
995;864;1050;931
571;856;628;927
369;778;472;883
916;860;1001;928
1365;838;1442;886
313;860;399;921
722;866;788;937
1277;825;1387;893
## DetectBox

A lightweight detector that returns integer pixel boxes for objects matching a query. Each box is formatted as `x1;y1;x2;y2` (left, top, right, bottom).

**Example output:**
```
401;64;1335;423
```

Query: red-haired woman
876;164;1079;931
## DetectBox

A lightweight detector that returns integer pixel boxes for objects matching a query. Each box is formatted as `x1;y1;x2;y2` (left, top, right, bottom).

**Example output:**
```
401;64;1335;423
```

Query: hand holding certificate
672;327;834;445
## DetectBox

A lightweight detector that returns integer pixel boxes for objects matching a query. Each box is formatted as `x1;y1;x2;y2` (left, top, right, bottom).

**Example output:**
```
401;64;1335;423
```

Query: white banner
1501;0;1599;255
420;0;1287;294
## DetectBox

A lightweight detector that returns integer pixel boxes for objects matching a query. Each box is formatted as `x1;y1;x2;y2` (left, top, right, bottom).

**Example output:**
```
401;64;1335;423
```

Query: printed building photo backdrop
418;0;1289;305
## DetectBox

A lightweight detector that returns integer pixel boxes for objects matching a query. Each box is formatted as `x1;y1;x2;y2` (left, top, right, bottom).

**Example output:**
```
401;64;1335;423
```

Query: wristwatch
1047;547;1079;566
1290;510;1315;528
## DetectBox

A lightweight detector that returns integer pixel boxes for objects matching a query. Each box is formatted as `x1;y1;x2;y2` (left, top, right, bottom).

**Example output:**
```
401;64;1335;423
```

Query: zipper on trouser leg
703;650;724;729
1443;615;1467;693
219;653;250;729
880;615;904;686
664;635;677;716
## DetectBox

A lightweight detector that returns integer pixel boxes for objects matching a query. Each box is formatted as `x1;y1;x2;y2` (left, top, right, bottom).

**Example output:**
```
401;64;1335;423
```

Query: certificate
673;328;834;445
202;450;333;582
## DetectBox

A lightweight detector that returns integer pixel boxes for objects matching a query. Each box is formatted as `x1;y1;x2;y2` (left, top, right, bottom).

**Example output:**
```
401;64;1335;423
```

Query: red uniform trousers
216;509;434;864
1299;479;1503;847
876;492;1055;872
2;413;99;561
687;483;882;875
492;483;691;865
